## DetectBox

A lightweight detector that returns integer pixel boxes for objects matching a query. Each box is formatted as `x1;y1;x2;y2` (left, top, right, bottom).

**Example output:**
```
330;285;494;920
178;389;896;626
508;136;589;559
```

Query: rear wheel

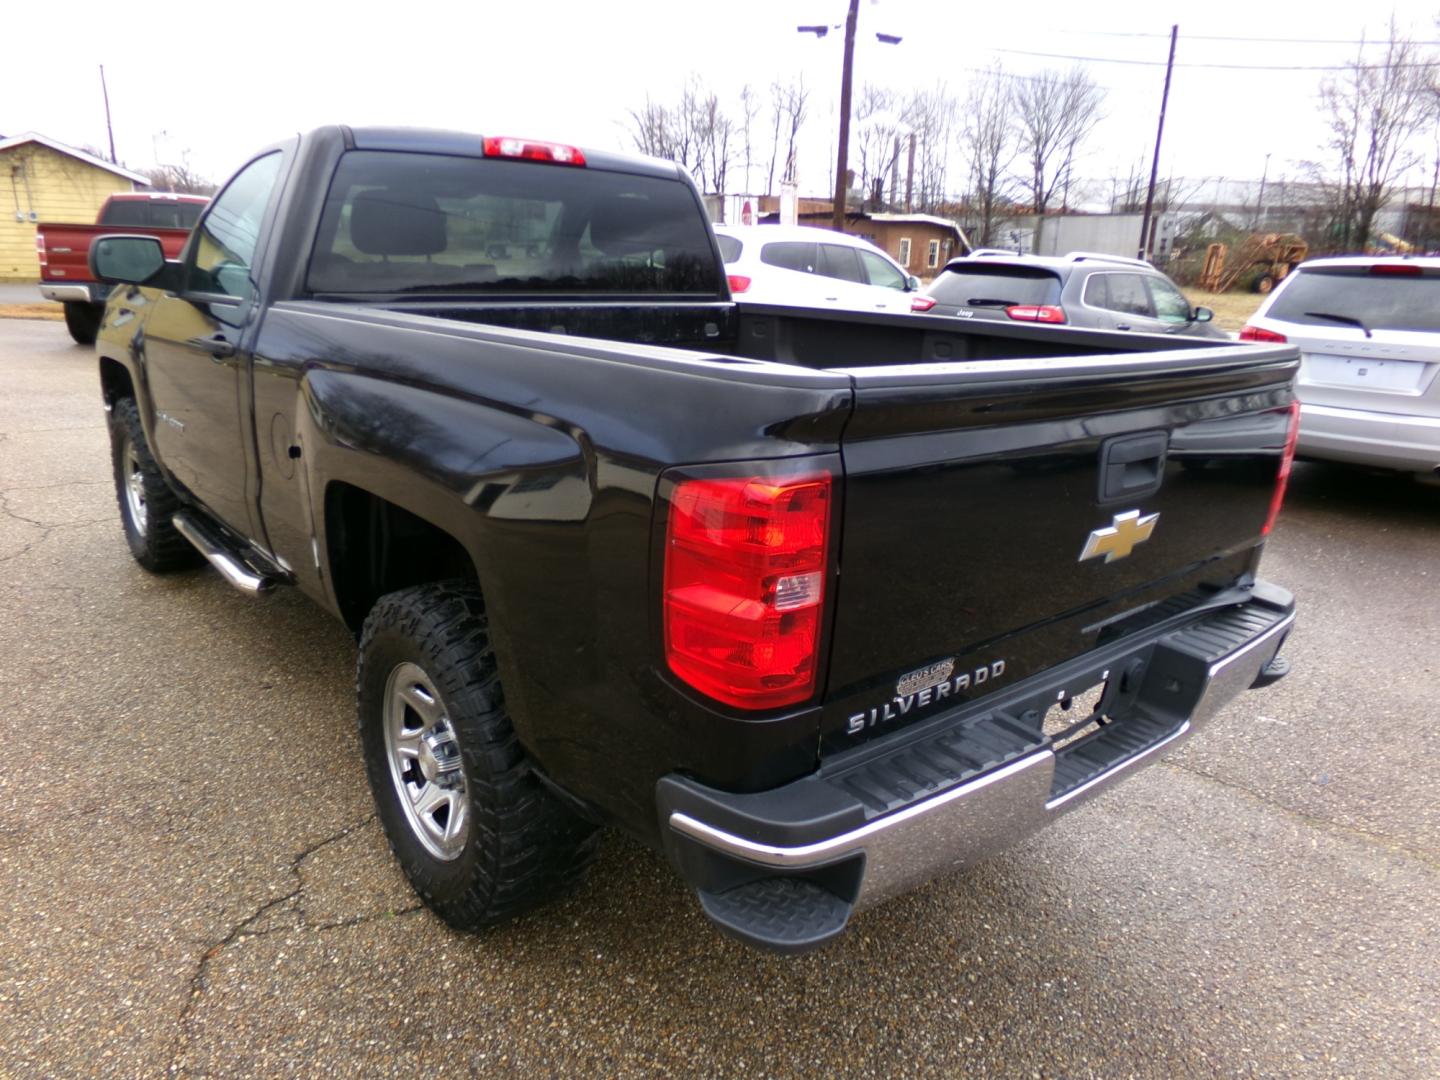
1253;273;1276;295
358;581;598;930
62;302;102;345
109;397;199;572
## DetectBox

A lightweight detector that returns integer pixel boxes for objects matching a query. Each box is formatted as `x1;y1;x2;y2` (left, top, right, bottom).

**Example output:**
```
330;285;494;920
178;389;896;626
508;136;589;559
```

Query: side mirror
90;235;170;286
1193;306;1214;323
907;275;921;292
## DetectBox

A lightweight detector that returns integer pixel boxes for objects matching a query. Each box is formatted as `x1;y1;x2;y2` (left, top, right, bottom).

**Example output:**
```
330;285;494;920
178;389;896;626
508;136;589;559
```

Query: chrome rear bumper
37;284;96;303
661;588;1294;951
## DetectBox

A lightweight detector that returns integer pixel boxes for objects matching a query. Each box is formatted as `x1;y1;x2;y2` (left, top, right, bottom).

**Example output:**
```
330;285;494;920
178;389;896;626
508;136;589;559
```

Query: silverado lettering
849;660;1009;733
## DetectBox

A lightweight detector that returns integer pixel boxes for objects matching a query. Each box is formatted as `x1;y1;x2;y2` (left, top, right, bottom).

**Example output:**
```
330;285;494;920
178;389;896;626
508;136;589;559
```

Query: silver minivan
1241;257;1440;481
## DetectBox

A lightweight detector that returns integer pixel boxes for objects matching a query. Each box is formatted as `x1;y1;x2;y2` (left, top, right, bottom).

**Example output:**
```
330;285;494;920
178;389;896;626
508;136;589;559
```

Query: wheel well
325;482;480;633
99;357;134;406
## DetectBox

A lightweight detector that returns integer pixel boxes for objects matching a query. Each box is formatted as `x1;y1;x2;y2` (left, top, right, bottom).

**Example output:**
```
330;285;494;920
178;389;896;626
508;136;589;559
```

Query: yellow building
1;132;148;280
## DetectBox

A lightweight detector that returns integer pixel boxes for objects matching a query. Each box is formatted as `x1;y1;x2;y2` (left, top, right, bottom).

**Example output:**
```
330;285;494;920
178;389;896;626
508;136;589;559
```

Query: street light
800;1;901;233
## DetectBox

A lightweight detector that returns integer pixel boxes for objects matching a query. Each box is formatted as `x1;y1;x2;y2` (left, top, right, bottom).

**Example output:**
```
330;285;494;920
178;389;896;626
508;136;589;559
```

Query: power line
953;65;1119;91
985;45;1440;71
1055;29;1440;46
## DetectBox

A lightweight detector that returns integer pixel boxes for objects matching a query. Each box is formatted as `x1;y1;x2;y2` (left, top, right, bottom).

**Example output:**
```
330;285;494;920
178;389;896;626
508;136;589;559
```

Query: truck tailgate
821;344;1298;751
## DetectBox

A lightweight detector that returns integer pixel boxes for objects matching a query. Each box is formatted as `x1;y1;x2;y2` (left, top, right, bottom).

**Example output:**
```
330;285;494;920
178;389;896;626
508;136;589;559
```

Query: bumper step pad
697;878;852;954
1048;712;1178;804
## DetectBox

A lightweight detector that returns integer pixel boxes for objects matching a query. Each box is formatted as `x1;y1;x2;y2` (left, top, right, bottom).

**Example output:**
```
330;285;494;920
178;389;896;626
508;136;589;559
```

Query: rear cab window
929;264;1062;306
307;151;721;297
1267;267;1440;332
100;200;205;229
100;200;150;227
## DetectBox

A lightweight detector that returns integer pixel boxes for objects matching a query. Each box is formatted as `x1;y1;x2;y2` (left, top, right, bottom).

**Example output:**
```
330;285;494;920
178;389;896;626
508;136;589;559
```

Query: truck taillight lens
1239;325;1288;343
910;295;937;312
1006;304;1065;324
727;274;751;294
664;473;832;710
1262;401;1301;537
481;136;586;166
35;233;46;267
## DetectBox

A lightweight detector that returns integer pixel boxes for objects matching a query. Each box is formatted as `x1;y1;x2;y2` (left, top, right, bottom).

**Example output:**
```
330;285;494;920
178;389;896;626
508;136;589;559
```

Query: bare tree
1314;23;1433;249
766;77;809;192
738;84;760;194
853;84;902;206
958;67;1016;245
901;84;958;212
1012;67;1103;216
624;77;735;193
141;160;216;195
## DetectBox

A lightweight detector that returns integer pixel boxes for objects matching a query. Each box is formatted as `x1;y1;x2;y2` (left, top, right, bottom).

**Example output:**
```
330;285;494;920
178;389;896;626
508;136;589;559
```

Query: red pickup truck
37;191;207;343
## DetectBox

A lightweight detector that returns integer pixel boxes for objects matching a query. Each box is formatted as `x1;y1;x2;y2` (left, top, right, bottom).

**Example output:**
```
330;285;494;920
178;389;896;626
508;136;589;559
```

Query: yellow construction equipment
1199;233;1309;293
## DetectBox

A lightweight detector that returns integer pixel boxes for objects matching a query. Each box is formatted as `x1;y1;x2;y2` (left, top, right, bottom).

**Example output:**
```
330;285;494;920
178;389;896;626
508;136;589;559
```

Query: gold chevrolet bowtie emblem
1079;510;1160;564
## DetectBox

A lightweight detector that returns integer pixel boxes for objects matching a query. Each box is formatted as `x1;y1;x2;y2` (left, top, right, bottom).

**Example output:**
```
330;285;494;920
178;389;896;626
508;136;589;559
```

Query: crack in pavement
0;488;117;562
0;490;50;530
164;812;422;1077
1161;759;1439;873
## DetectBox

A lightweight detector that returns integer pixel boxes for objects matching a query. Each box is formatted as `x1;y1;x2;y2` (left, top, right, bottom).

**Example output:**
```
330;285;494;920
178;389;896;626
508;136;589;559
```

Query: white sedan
713;224;922;314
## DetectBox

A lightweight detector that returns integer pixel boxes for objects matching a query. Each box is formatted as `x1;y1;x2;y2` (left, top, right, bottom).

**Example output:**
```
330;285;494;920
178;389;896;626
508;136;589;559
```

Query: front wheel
358;582;598;930
62;302;102;345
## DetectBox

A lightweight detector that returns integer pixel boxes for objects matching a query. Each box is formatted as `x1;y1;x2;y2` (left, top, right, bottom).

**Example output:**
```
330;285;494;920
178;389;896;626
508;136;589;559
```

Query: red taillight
727;274;751;294
1369;263;1421;276
481;136;586;166
663;473;832;710
1005;304;1066;324
1262;401;1301;537
35;233;46;267
910;295;937;312
1239;325;1288;343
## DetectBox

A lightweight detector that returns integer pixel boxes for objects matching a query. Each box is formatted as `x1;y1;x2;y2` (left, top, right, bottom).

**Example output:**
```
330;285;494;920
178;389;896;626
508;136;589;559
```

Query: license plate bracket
1304;353;1426;393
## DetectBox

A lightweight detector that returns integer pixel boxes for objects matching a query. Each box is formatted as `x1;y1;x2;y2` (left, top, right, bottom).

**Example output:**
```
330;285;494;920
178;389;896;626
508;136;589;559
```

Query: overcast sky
4;0;1437;202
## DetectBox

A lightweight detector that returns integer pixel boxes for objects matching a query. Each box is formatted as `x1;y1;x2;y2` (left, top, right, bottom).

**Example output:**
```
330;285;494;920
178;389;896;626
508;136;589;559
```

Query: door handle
187;335;235;359
1115;324;1133;331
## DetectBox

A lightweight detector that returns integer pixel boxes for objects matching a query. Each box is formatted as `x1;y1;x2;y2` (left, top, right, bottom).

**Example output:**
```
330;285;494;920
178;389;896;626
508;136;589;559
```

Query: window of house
926;238;940;268
897;237;911;268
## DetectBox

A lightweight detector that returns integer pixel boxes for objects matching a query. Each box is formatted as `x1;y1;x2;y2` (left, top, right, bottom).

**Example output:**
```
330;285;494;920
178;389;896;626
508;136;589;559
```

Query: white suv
1241;257;1440;481
713;224;920;314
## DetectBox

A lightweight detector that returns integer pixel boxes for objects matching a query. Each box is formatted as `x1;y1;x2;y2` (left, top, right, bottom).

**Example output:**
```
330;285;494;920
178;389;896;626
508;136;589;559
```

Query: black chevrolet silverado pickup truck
89;127;1298;953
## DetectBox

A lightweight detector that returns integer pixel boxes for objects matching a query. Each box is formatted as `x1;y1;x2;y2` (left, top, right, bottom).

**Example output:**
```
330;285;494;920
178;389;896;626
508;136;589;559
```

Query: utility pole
905;132;916;212
1255;152;1272;230
99;65;117;165
831;0;860;233
1137;25;1178;261
800;6;899;233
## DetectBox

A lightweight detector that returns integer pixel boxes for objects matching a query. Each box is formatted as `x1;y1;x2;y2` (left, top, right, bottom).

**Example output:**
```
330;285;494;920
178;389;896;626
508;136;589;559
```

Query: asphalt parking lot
1;315;1436;1078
